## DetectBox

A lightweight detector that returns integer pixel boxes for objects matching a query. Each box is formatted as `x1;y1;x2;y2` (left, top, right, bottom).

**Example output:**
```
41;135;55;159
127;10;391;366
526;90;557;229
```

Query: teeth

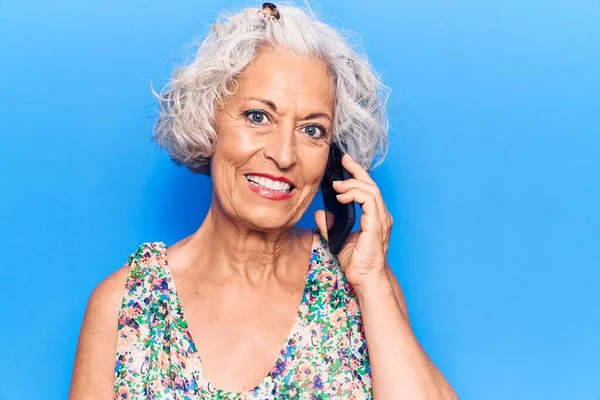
246;175;292;193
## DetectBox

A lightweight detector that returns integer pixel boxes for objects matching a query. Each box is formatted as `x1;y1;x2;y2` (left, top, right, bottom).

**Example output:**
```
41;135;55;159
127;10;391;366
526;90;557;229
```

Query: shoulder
74;264;131;360
69;242;163;399
87;264;131;317
89;242;167;309
85;242;160;321
83;242;158;341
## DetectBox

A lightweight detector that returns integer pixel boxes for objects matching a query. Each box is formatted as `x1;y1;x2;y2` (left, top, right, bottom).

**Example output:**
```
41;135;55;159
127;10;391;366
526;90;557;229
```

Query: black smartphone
320;144;356;255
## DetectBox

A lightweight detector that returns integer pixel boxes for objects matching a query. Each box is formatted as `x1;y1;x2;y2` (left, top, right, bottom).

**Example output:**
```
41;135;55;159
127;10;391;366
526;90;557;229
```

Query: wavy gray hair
152;4;390;174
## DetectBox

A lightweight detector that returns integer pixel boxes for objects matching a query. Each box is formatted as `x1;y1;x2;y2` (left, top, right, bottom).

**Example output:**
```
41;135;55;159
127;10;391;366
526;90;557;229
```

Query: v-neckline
157;227;320;396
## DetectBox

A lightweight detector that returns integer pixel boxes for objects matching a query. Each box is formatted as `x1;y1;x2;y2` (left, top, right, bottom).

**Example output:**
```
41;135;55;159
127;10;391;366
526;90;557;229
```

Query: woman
70;3;457;399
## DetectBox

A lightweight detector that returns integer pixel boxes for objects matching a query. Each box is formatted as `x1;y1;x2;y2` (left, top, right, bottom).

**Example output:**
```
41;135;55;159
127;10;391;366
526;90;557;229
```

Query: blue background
1;0;599;399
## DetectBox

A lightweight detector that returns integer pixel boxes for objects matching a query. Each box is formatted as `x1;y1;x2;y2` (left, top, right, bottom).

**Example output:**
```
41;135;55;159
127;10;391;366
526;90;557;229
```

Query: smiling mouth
245;174;295;194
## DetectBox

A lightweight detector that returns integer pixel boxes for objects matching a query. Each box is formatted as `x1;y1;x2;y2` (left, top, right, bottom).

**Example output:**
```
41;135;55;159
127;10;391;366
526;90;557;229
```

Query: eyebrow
302;112;332;122
248;97;278;112
247;97;332;122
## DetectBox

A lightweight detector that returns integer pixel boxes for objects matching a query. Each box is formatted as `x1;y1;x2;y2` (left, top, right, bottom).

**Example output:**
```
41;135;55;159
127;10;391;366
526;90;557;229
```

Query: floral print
114;228;372;399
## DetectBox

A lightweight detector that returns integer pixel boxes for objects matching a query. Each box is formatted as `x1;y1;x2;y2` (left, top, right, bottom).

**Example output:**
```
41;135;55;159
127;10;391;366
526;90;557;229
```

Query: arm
356;270;457;400
320;153;457;399
385;261;409;322
69;267;129;400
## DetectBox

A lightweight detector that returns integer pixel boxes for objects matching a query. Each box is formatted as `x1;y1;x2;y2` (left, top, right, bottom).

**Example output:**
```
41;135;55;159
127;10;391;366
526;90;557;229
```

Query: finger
332;178;376;194
341;153;375;185
333;178;392;231
332;178;385;210
314;210;334;241
336;188;381;231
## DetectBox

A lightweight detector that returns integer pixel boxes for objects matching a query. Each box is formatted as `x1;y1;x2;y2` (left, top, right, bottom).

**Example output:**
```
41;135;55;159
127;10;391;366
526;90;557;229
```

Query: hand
314;154;394;289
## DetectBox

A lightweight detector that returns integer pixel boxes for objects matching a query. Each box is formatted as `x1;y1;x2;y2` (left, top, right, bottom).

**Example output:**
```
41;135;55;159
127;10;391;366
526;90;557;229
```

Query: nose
262;122;297;170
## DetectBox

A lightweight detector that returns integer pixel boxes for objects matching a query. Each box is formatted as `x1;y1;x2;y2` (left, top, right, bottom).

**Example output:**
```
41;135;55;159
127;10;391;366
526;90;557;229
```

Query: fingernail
332;180;343;185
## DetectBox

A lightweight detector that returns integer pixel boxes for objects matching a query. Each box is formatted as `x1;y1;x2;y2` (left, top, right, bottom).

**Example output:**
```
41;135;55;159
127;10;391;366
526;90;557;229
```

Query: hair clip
260;2;280;21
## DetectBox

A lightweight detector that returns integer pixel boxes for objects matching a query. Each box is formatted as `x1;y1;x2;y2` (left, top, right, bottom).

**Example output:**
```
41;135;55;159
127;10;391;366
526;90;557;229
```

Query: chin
237;206;295;232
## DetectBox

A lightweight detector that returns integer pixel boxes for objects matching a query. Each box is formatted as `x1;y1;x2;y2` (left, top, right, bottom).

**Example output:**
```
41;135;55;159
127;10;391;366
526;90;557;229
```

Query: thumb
314;210;334;242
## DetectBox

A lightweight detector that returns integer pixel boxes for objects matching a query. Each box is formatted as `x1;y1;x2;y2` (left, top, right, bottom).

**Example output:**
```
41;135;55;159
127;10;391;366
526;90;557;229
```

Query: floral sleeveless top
114;228;372;399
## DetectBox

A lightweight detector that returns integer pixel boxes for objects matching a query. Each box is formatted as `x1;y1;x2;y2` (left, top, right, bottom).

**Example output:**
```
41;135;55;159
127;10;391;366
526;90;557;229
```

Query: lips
244;173;296;200
245;174;293;193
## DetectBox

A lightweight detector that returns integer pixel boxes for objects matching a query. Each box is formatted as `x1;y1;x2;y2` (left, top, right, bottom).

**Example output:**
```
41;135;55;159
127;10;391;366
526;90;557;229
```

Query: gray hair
151;4;390;174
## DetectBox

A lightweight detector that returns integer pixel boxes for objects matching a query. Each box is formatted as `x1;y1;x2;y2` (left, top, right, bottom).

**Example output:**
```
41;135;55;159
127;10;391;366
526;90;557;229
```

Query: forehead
234;46;334;111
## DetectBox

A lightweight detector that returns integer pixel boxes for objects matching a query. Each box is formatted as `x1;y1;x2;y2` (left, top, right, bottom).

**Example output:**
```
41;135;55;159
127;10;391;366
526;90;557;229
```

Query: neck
183;195;310;281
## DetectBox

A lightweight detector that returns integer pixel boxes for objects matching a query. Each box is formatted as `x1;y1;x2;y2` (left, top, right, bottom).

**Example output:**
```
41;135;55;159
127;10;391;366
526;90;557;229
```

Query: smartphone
320;144;356;255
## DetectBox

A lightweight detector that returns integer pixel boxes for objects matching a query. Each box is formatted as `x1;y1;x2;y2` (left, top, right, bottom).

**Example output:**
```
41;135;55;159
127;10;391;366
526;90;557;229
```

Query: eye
244;110;269;125
302;124;326;138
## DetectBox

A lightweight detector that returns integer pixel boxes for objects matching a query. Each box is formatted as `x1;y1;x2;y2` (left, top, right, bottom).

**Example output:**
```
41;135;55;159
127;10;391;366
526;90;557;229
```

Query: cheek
212;123;264;169
210;119;268;201
299;149;329;190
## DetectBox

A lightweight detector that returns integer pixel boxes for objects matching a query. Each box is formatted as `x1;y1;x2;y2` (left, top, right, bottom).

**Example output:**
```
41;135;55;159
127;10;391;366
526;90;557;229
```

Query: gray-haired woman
70;3;457;399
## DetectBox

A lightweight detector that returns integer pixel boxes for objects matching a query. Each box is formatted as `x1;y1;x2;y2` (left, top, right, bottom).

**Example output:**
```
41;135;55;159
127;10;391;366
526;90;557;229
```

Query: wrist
352;273;394;302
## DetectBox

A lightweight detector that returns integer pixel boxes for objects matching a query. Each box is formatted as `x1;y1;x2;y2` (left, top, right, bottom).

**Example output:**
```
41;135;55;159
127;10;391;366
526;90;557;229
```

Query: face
211;45;334;231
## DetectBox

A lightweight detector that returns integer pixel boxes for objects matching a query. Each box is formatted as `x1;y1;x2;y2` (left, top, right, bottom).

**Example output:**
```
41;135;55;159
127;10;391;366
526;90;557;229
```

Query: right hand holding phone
314;153;393;289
